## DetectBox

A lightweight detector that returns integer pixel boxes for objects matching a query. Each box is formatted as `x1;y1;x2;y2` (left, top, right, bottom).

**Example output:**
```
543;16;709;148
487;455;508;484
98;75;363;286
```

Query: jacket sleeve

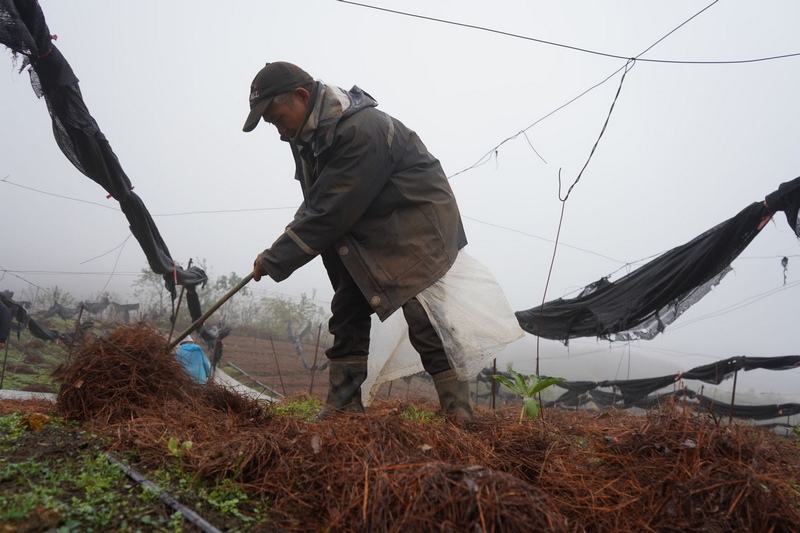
260;111;396;281
0;303;11;344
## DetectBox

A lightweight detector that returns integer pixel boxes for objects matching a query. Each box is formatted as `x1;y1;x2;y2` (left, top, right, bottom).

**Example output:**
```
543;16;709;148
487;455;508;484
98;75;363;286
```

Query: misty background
2;1;799;403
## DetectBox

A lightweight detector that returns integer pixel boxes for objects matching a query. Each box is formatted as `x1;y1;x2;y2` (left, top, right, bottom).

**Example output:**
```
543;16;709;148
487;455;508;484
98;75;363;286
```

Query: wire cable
446;1;723;180
80;235;132;265
668;279;800;331
2;176;118;211
462;215;625;264
94;235;131;298
338;1;800;65
1;177;296;216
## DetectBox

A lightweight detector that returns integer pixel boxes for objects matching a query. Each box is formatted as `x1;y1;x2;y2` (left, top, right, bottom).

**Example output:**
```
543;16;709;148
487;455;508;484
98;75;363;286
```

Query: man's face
262;91;308;142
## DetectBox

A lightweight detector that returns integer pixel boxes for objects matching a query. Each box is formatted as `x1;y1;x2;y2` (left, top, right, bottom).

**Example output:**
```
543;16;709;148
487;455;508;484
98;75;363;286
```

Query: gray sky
2;1;800;400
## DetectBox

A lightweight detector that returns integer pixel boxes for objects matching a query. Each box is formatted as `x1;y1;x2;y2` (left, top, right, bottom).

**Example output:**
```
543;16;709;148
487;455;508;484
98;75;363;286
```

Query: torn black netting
0;0;208;310
516;177;800;343
534;355;800;406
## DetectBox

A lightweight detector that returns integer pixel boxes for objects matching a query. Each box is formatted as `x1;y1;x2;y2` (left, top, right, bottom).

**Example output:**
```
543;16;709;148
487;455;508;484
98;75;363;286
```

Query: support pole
729;368;739;425
308;324;322;396
491;359;497;410
269;336;286;396
0;339;10;390
66;305;85;360
168;258;192;343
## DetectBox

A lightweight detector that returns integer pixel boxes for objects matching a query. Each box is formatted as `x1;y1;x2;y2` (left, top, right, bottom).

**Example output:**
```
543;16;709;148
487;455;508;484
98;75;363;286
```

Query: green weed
271;395;323;420
492;365;566;424
401;404;444;423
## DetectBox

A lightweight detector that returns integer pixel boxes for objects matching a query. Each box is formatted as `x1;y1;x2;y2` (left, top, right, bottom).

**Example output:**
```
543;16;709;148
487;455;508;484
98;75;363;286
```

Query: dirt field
218;332;440;404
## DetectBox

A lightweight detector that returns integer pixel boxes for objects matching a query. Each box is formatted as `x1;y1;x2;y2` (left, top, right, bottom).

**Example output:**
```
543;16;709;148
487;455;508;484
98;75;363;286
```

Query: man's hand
253;253;268;282
0;342;5;350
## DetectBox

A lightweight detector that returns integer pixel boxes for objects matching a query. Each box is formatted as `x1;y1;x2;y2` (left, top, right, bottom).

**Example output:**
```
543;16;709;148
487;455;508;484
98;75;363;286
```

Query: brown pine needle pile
36;322;800;531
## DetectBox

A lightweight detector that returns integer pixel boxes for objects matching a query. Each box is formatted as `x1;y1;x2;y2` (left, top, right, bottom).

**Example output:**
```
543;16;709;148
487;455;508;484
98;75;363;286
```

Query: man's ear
293;87;311;106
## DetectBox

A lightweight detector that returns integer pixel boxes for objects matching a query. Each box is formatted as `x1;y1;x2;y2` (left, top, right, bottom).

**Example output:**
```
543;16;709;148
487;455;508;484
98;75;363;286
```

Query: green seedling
492;366;566;424
167;437;193;459
271;395;323;421
401;404;444;423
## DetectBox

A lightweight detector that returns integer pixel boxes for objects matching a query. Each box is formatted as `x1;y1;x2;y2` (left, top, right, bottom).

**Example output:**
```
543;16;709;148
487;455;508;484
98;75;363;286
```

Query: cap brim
242;97;274;132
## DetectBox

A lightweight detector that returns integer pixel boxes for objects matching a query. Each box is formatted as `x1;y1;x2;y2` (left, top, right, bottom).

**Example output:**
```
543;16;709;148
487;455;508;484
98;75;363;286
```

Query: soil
218;332;439;404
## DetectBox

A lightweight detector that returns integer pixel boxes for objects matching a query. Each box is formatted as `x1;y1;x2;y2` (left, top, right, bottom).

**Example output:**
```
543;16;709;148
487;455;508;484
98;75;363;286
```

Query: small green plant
271;395;323;420
492;366;566;424
0;413;175;531
167;437;193;476
401;404;444;423
167;437;193;459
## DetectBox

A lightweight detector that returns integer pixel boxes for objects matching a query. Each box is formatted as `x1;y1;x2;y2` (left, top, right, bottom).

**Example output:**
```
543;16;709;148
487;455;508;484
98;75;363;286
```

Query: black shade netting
516;177;800;343
1;0;208;316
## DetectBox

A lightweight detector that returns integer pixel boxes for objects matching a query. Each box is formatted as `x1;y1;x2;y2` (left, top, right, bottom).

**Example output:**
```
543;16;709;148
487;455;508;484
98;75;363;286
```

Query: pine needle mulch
48;323;800;532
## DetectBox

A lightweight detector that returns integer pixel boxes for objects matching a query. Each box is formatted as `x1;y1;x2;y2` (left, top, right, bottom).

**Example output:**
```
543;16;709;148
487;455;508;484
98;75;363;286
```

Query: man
244;62;475;421
175;335;212;385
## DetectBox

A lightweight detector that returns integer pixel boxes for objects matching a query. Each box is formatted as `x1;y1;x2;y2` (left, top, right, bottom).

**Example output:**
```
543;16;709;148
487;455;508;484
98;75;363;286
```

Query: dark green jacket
259;83;466;320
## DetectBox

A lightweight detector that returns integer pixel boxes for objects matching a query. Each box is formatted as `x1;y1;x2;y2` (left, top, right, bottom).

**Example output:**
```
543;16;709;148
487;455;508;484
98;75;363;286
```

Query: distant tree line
133;266;330;342
7;266;330;344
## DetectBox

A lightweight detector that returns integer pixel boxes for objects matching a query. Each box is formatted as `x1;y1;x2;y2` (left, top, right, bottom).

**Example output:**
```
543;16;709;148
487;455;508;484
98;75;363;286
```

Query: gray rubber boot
313;356;368;421
432;369;474;422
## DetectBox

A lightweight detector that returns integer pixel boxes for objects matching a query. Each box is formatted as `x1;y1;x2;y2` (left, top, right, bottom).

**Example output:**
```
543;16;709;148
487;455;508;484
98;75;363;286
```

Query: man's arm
256;111;396;281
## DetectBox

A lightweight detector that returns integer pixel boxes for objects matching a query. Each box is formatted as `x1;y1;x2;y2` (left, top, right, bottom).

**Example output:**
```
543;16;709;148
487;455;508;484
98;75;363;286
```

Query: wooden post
729;368;739;425
269;336;286;396
491;359;497;410
66;304;85;360
168;258;192;343
0;336;10;389
308;324;322;396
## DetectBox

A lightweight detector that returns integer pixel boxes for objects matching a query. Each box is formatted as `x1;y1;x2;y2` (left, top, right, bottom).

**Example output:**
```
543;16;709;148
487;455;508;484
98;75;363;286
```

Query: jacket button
370;296;381;306
339;246;349;256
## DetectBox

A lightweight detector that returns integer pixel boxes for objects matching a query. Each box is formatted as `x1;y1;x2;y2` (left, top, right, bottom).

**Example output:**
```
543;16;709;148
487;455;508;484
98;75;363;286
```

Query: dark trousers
321;250;452;376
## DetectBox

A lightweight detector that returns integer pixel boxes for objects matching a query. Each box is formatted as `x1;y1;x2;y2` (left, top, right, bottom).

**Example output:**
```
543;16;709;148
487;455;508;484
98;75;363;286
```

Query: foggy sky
2;1;799;399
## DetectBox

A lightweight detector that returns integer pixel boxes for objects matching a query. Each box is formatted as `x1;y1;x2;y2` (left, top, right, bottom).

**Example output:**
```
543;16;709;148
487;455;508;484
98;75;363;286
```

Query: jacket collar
293;82;378;156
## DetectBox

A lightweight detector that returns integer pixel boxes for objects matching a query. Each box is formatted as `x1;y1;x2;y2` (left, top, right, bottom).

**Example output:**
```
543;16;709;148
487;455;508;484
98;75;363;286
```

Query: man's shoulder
336;106;396;140
340;104;386;124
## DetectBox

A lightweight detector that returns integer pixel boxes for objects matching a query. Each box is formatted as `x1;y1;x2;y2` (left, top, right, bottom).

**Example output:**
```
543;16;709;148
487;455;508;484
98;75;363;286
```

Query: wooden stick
170;272;253;349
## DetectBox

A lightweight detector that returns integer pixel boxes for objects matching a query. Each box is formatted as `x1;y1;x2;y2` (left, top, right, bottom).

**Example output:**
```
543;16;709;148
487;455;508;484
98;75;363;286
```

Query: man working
245;62;519;421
